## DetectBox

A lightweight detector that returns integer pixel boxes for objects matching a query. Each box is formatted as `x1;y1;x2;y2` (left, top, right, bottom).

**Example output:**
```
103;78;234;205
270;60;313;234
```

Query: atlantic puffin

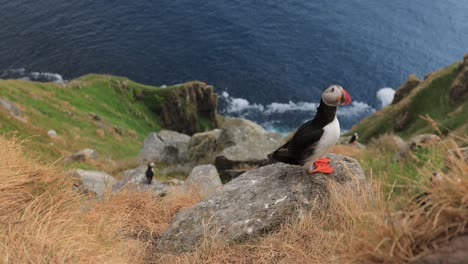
349;133;359;144
268;85;352;174
146;162;155;184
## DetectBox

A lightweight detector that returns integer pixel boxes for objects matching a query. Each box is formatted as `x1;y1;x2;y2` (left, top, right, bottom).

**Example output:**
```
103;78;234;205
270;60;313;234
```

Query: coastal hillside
350;55;468;143
0;75;219;162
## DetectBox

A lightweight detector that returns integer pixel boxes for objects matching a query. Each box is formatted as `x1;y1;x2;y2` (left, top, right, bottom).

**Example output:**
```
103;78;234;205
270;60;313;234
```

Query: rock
449;60;468;104
72;169;116;197
214;118;284;179
410;236;468;264
112;165;170;195
393;134;441;161
88;112;101;121
47;129;57;138
152;81;219;135
161;163;193;176
184;165;222;197
138;130;191;164
188;129;221;164
392;74;421;104
157;154;366;253
113;125;124;136
444;147;468;169
66;148;98;162
0;97;22;118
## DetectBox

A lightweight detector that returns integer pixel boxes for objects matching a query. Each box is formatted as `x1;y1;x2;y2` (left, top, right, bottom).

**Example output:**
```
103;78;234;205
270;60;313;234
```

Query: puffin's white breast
304;116;340;166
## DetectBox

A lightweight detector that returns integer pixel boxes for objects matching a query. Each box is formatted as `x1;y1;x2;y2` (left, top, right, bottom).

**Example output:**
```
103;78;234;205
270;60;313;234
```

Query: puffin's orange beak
340;87;352;105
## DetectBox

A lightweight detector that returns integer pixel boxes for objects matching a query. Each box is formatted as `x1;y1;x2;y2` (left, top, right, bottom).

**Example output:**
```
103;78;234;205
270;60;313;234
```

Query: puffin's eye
331;87;335;93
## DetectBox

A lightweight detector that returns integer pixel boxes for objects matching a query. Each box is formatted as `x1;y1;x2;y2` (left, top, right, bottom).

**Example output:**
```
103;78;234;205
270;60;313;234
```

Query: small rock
88;112;101;121
71;169;116;197
66;148;98;162
410;236;468;264
47;129;57;138
184;165;222;197
0;97;22;118
444;147;468;169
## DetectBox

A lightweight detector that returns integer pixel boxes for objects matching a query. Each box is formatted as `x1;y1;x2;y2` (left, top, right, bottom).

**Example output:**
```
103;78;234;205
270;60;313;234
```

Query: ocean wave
376;87;395;108
219;91;377;132
0;68;64;83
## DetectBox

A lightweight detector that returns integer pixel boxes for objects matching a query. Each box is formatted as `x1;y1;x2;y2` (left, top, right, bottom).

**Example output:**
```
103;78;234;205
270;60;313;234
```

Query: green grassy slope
0;74;213;163
349;61;468;142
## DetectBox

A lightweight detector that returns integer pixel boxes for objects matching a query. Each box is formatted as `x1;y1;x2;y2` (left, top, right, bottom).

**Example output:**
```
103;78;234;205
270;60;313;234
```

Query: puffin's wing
268;120;324;164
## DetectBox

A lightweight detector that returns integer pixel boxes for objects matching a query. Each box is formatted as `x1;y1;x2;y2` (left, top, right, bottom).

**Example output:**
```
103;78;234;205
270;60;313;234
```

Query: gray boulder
72;169;116;197
66;148;98;162
410;236;468;264
138;130;191;164
184;165;222;197
157;154;366;253
47;129;58;138
188;129;221;164
214;118;284;178
0;97;22;118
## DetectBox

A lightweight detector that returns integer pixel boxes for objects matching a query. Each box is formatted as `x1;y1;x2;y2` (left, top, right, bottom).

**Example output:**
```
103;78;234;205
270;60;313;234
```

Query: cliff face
150;81;219;135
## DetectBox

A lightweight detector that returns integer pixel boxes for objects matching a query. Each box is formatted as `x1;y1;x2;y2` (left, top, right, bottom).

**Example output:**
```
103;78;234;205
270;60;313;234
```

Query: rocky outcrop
392;74;421;104
138;130;191;164
66;148;98;162
393;134;441;161
184;165;222;197
214;118;284;180
71;169;116;197
410;236;468;264
157;154;366;253
449;55;468;104
188;129;221;165
150;81;219;135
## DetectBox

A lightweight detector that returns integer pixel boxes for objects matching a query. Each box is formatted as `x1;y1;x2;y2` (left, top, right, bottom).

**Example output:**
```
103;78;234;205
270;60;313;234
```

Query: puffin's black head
321;85;352;106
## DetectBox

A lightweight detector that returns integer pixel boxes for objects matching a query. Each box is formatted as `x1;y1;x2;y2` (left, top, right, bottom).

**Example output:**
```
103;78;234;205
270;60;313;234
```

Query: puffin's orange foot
308;157;333;174
313;157;330;166
308;164;334;174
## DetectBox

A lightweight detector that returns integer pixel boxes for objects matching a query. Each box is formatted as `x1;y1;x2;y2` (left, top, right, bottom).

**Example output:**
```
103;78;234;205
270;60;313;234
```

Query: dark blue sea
1;0;467;132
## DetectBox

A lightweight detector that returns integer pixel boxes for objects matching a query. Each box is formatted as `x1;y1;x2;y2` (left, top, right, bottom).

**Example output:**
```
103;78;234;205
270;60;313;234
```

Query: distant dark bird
349;133;359;144
268;85;352;174
146;162;155;184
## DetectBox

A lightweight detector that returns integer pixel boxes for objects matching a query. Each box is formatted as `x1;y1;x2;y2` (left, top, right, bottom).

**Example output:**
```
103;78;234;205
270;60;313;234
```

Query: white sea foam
265;101;318;114
0;68;64;83
338;101;375;117
376;87;395;108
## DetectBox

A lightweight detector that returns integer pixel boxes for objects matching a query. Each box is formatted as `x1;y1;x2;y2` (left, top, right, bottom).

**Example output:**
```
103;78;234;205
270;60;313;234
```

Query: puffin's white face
321;85;352;106
149;162;156;168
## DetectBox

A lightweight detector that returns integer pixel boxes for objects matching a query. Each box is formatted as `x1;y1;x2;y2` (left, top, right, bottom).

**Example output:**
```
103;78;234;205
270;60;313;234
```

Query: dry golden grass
1;133;466;263
0;135;200;263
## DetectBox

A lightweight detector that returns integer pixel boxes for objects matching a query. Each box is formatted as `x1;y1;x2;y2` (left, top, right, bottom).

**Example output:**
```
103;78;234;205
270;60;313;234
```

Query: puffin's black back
268;99;337;165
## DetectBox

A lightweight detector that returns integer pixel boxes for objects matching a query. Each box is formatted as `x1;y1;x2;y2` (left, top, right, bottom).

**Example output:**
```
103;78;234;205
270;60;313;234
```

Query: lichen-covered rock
214;118;284;179
392;74;421;104
71;169;116;197
138;130;191;164
410;236;468;264
157;154;366;253
184;165;222;197
188;129;221;164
